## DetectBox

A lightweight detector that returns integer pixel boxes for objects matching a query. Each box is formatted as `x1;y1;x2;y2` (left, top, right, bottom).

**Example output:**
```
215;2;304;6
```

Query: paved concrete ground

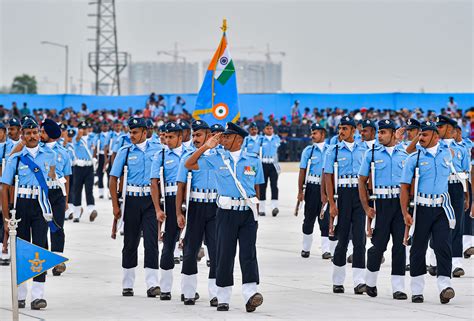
1;171;473;320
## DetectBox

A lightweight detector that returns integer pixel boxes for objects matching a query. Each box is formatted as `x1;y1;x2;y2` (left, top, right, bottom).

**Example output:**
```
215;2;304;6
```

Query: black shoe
245;292;263;313
322;252;332;260
439;287;455;304
258;212;266;217
466;246;474;257
122;288;134;297
464;250;471;259
217;303;229;311
52;263;66;276
99;195;104;199
174;257;181;264
89;210;98;222
68;213;73;220
184;298;195;305
147;286;161;297
181;293;200;302
381;256;385;264
428;265;437;276
301;250;310;258
160;292;171;300
0;258;10;266
411;295;424;303
354;283;367;295
31;299;47;310
272;208;279;217
393;291;408;300
73;218;80;223
347;254;353;264
18;300;25;309
366;286;377;297
452;267;465;278
206;259;211;267
405;264;410;271
333;285;344;293
197;247;205;262
210;297;218;307
180;255;183;262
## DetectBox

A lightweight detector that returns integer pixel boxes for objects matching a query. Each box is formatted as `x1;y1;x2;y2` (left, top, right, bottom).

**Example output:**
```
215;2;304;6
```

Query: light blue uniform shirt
43;142;72;178
299;143;327;176
97;131;111;152
359;144;408;187
400;144;452;195
110;141;161;186
197;149;264;198
243;135;260;154
323;141;366;176
257;135;281;158
176;150;218;191
440;140;470;172
65;142;75;163
112;133;131;153
73;135;95;161
1;147;57;187
329;135;339;146
150;146;189;184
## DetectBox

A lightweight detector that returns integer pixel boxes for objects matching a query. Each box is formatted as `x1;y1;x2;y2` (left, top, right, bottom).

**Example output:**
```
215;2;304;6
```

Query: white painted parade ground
0;171;473;320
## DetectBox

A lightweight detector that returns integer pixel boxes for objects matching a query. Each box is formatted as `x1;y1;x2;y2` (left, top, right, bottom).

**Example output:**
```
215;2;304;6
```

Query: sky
0;0;472;94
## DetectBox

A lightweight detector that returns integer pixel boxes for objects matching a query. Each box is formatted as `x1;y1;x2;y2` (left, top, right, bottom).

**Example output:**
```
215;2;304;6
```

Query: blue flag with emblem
192;19;240;125
16;238;68;285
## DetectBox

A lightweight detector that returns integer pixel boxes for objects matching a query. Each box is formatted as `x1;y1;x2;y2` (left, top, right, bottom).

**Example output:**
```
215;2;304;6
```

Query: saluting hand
205;133;221;149
395;127;405;141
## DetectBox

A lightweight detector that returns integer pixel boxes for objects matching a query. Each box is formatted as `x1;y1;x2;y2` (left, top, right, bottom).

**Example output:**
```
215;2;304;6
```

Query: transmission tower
88;0;128;95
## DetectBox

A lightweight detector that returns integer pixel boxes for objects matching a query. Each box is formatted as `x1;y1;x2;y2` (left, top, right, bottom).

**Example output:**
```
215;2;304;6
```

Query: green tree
10;74;37;94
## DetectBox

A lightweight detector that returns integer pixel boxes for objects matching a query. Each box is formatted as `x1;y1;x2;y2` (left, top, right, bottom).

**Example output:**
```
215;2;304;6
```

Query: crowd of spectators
0;95;472;162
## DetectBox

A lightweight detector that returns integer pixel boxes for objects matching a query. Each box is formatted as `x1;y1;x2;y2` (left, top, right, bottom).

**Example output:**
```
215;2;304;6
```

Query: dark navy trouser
49;189;66;253
448;183;464;259
260;163;278;201
160;196;179;270
303;183;329;237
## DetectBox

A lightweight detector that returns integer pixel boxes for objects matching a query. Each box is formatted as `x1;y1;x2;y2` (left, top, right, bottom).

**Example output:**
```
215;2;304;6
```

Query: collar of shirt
135;140;147;152
424;143;440;156
25;146;40;158
315;142;325;152
250;135;258;140
365;139;376;149
342;140;355;151
265;135;273;141
171;145;183;156
443;138;454;147
10;139;20;145
46;141;56;149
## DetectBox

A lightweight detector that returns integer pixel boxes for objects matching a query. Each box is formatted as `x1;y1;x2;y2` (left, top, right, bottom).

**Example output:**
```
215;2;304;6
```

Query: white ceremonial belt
127;185;151;193
164;184;178;195
189;191;217;201
261;157;274;164
374;187;400;198
416;195;443;207
17;187;40;198
216;196;251;211
337;177;359;187
74;159;93;167
47;180;61;189
306;175;321;185
448;173;467;184
99;151;105;155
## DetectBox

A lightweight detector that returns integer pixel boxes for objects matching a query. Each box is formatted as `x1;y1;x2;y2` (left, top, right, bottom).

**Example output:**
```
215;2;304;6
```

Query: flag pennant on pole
16;237;68;285
192;19;240;125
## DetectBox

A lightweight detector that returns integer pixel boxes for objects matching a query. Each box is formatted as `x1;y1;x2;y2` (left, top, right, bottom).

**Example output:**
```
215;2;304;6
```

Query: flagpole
211;19;227;109
8;175;20;321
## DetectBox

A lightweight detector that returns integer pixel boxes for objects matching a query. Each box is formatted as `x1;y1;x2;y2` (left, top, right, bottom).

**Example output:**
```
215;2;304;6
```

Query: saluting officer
71;121;98;222
176;120;218;306
324;116;367;295
298;123;331;259
210;123;225;138
185;122;264;313
257;122;281;217
358;119;408;299
109;117;161;298
150;122;189;300
436;115;470;277
400;121;456;304
243;122;260;154
1;118;57;310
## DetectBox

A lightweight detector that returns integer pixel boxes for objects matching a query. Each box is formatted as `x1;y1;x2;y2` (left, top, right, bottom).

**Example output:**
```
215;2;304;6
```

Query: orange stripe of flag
207;34;227;71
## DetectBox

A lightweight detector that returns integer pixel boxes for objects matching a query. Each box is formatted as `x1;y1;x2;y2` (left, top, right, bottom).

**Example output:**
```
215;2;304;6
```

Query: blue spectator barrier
1;93;473;119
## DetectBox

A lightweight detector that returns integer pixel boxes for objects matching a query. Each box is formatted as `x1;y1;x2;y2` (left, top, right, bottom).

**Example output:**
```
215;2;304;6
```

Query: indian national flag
212;36;235;86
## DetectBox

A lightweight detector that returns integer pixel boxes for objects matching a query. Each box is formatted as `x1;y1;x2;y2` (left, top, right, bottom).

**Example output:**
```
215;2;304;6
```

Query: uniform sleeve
112;137;122;153
150;150;163;179
63;151;72;176
323;147;336;174
400;153;416;184
176;156;189;183
299;147;309;169
255;159;265;185
49;150;57;167
358;150;371;177
1;154;17;185
461;147;470;172
275;136;281;148
197;153;218;170
110;148;127;178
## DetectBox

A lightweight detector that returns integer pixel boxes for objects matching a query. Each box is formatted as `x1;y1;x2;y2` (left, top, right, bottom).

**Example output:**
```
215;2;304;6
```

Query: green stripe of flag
216;60;235;85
